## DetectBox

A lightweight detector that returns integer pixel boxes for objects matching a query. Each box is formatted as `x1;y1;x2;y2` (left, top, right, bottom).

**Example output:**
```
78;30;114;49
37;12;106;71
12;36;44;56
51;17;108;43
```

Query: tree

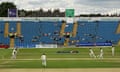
0;2;16;17
18;9;26;17
53;9;60;17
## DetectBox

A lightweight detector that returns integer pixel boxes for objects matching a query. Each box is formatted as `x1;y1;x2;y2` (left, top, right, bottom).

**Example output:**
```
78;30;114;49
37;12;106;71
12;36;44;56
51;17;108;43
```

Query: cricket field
0;46;120;72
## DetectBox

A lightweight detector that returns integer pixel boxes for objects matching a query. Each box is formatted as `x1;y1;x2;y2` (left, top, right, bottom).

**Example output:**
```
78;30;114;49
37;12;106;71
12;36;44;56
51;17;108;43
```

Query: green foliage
0;2;16;17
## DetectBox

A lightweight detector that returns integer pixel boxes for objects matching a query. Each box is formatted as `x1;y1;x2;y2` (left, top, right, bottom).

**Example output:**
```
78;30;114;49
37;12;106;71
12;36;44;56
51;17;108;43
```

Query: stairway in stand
72;22;78;37
60;21;66;37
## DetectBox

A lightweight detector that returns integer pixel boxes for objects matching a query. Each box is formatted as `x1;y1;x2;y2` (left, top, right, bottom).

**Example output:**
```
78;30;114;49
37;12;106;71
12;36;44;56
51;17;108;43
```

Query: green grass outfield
0;46;120;68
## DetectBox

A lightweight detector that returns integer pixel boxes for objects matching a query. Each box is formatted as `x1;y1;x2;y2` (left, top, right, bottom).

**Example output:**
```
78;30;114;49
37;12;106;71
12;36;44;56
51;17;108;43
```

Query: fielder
98;48;104;59
41;53;47;67
89;48;96;58
11;48;17;59
112;46;115;56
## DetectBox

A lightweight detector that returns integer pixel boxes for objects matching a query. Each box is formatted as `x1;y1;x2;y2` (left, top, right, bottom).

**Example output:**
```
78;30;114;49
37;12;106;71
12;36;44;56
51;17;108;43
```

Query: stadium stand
0;17;120;48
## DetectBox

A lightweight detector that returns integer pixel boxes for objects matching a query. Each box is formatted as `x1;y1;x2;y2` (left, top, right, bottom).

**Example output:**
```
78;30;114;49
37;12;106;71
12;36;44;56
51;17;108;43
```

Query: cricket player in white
112;46;115;56
98;48;103;59
11;48;17;59
89;48;96;58
41;53;47;67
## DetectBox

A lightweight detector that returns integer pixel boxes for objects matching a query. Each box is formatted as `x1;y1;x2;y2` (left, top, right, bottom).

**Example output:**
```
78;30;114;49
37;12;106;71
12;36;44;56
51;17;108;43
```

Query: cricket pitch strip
0;68;120;72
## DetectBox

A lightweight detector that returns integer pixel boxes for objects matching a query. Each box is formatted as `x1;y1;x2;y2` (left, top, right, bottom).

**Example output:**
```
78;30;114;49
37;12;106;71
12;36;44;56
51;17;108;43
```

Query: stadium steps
10;38;14;48
60;21;66;37
16;22;21;35
4;22;9;37
64;38;69;47
115;23;120;34
72;22;78;37
117;40;120;46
